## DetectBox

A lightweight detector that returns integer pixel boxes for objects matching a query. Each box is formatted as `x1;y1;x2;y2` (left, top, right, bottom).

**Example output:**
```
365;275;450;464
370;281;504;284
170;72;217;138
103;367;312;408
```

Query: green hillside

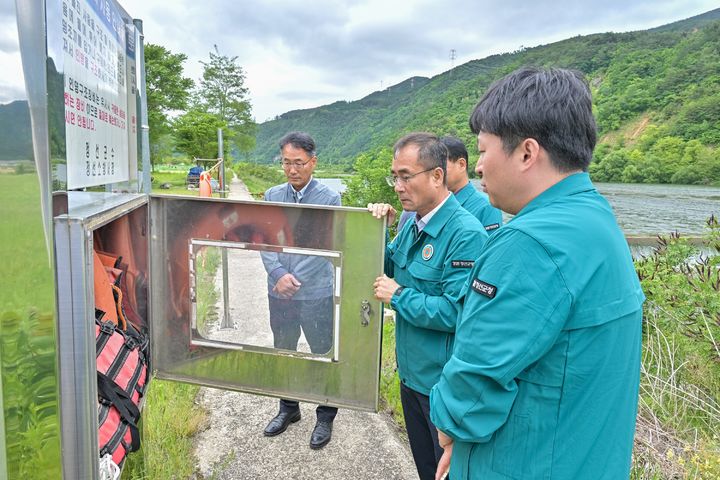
0;100;32;161
249;8;720;185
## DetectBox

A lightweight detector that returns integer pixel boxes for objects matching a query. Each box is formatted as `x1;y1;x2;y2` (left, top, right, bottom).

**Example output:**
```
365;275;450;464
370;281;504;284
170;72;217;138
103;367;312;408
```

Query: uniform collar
417;192;450;231
514;172;595;219
452;181;474;206
420;193;461;238
287;177;317;202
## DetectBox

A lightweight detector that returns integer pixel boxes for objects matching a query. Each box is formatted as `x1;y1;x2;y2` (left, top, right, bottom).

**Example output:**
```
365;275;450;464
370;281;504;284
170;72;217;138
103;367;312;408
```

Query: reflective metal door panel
2;2;62;479
150;196;385;411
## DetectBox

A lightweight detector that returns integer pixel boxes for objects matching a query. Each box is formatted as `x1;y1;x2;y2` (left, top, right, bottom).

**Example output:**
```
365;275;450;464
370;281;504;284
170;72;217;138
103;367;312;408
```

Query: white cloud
0;8;24;103
1;0;718;120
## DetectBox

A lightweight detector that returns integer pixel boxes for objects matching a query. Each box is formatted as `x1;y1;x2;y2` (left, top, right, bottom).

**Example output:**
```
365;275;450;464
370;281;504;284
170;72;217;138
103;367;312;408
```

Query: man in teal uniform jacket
368;132;488;480
398;136;503;233
430;68;645;480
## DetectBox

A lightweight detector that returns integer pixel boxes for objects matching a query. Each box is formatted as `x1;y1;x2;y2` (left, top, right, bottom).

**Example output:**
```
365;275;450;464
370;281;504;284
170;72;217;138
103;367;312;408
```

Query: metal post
217;128;232;328
135;18;151;194
220;248;232;329
217;128;226;199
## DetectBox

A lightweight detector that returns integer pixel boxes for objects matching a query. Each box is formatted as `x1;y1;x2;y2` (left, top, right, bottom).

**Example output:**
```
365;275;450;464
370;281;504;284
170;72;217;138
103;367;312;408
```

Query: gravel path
192;175;417;479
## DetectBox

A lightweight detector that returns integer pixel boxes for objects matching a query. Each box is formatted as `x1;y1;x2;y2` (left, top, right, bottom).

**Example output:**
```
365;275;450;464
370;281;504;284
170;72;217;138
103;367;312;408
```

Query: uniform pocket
407;261;442;295
490;380;560;479
391;249;408;269
491;414;531;480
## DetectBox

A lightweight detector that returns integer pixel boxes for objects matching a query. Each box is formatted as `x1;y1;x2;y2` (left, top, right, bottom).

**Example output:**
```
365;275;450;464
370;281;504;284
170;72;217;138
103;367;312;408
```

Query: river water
594;182;720;236
318;178;720;236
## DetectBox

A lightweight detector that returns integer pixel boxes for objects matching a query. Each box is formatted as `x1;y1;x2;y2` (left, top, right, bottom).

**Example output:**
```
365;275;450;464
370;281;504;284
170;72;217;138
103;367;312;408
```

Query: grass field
0;173;55;310
0;172;62;478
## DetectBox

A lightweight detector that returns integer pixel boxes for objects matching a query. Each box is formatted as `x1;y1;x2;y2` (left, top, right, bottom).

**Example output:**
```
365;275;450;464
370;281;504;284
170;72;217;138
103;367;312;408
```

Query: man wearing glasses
368;132;488;479
260;131;340;449
397;136;503;234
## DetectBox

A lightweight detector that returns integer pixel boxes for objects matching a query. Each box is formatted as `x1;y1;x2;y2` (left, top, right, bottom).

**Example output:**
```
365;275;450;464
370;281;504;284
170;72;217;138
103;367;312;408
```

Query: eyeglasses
385;167;435;187
282;159;312;169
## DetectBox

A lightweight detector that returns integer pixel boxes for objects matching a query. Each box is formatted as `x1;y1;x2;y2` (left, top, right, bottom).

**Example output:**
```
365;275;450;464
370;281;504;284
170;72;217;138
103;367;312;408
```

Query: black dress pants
401;382;444;480
270;295;338;422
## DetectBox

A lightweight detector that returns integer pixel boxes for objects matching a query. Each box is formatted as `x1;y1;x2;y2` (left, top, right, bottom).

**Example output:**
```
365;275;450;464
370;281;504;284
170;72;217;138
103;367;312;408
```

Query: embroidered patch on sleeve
484;223;500;231
471;278;497;298
451;260;474;268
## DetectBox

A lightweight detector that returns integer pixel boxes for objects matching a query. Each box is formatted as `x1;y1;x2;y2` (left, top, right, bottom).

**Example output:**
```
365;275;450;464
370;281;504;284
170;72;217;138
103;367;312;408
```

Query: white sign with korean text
63;0;129;188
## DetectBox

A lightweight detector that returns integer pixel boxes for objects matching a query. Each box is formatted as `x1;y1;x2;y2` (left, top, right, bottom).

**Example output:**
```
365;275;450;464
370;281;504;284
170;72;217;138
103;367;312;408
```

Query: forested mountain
249;8;720;185
0;100;32;161
3;8;719;184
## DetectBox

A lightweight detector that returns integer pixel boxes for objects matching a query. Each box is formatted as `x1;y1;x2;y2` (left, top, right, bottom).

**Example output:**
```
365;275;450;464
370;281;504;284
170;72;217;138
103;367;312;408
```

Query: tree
150;133;179;165
144;44;194;168
343;147;398;208
589;148;629;182
172;109;227;160
195;46;256;158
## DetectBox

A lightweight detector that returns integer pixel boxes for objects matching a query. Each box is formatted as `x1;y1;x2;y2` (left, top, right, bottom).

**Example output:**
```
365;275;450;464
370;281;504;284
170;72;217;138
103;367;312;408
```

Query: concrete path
192;175;417;479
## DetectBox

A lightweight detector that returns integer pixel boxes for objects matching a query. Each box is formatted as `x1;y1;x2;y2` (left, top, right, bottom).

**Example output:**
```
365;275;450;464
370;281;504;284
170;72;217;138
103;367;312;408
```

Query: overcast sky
1;0;718;121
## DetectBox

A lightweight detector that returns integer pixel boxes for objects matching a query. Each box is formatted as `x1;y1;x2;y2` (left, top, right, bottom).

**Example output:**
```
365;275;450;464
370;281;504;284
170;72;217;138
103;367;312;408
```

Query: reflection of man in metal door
260;131;341;450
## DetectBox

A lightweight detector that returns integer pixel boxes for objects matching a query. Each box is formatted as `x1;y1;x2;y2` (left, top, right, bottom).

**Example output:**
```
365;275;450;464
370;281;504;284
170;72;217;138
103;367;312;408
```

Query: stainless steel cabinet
52;191;385;478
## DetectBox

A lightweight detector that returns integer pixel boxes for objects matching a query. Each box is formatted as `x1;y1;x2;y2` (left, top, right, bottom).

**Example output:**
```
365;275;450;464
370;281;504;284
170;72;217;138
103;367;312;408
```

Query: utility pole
217;127;225;197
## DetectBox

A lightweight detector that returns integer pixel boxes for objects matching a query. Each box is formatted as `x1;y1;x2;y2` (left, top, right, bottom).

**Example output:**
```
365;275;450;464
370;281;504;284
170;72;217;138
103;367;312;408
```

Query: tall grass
122;380;206;479
632;218;720;479
633;307;720;479
380;315;405;431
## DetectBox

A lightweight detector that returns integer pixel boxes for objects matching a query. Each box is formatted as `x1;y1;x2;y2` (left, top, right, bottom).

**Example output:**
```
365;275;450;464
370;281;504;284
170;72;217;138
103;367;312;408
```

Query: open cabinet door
149;195;386;411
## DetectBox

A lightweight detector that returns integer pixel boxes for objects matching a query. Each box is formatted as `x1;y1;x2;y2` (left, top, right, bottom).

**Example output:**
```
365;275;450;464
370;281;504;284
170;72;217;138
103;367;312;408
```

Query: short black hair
394;132;448;185
279;131;316;157
469;67;597;172
440;136;469;172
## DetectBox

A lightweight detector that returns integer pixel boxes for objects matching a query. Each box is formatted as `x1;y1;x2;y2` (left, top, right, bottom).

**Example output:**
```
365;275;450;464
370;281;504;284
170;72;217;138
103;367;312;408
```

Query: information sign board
62;0;130;188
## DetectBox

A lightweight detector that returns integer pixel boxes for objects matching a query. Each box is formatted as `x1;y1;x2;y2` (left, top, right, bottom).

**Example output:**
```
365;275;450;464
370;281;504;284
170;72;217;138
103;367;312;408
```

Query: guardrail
625;235;705;247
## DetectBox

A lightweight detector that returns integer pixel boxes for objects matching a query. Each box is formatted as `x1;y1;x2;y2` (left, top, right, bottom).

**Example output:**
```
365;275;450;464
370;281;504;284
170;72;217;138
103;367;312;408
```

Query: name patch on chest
484;223;500;231
451;260;474;268
471;278;497;299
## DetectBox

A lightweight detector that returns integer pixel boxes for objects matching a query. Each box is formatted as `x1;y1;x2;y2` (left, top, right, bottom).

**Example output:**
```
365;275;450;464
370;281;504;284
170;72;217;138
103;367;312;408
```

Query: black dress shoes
309;420;333;449
263;410;301;436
